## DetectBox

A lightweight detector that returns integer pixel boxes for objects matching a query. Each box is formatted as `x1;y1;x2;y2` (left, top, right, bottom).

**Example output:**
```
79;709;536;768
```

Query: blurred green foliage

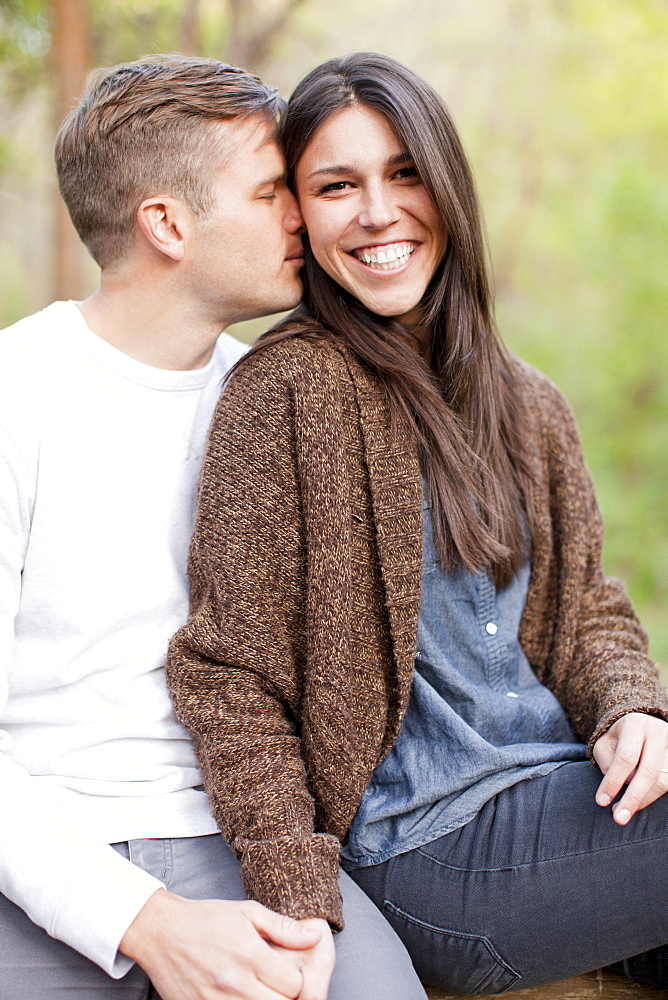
0;0;50;86
468;0;668;668
0;0;666;672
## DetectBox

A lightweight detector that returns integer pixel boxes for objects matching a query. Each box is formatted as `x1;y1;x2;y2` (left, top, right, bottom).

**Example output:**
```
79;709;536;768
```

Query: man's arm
0;424;167;975
0;424;322;995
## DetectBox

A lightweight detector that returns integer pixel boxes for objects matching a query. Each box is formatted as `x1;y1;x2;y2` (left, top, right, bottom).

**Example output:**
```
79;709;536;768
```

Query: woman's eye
395;166;419;181
317;180;351;195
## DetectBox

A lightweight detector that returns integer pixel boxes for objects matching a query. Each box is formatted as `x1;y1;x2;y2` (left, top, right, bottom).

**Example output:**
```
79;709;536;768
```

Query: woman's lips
349;241;418;272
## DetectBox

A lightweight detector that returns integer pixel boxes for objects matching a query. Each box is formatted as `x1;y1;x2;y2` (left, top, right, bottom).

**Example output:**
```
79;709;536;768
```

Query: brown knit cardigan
166;332;667;931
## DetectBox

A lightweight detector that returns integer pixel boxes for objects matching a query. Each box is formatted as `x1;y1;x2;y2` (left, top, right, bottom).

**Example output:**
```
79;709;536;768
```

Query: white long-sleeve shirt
0;301;246;976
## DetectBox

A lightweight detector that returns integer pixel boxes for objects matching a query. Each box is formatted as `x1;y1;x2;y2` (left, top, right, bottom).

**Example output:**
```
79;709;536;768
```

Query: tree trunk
49;0;91;301
225;0;307;74
179;0;203;55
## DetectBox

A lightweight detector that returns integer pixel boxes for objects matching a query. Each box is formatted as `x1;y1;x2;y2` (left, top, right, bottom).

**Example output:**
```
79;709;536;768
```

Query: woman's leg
349;761;668;994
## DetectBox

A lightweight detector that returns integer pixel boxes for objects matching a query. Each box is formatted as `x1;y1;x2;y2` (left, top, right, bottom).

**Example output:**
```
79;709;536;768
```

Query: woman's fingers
612;751;668;825
593;713;668;824
593;714;644;800
620;768;668;818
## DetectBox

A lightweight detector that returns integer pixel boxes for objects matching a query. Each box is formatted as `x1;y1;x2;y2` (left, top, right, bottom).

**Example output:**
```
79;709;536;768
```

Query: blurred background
1;0;666;673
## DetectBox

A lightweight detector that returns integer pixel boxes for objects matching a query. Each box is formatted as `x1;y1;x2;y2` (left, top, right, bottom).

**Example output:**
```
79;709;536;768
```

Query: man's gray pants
0;834;426;999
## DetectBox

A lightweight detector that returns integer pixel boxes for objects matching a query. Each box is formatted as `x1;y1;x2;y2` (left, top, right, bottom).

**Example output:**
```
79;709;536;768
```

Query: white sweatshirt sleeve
0;425;164;978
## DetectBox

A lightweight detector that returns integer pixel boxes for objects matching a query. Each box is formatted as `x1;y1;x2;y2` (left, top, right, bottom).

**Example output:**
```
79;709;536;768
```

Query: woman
168;53;668;994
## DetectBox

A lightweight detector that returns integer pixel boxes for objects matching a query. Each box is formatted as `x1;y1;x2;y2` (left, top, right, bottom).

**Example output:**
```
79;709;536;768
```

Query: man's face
190;116;304;327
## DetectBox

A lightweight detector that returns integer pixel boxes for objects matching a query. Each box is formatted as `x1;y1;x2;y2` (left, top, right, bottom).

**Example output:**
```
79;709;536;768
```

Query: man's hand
593;712;668;825
120;889;323;1000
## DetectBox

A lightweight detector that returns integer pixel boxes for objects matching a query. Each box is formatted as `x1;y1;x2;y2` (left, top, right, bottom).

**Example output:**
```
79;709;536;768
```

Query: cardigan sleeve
523;371;668;748
166;344;345;929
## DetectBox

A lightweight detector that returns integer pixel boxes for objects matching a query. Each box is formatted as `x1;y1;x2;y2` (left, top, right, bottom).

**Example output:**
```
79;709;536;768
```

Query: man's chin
263;285;303;318
234;293;303;327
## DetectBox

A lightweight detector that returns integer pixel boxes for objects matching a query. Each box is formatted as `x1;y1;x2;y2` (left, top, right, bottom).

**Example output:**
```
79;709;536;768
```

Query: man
0;56;425;1000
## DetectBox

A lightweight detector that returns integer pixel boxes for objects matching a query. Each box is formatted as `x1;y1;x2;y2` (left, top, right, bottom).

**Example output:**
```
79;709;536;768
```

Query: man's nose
284;190;305;233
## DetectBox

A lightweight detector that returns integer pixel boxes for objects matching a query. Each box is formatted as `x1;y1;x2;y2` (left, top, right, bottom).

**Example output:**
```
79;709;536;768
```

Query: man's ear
136;196;193;261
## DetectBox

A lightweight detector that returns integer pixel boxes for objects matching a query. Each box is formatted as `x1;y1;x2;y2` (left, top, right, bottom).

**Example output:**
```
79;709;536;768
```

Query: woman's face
295;105;446;328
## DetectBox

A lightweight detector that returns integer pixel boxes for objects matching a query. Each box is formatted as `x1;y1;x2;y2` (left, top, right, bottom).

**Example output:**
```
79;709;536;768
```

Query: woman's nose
358;182;400;231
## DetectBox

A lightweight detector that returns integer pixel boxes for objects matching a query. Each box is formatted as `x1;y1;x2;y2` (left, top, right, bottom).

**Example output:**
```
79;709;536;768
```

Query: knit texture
167;332;667;929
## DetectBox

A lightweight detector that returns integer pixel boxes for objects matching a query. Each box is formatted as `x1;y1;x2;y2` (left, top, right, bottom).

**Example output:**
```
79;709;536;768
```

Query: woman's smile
349;240;418;271
296;105;446;328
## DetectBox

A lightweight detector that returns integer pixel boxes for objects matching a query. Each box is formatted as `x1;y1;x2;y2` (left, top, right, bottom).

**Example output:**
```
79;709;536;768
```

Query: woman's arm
167;343;347;929
523;368;668;812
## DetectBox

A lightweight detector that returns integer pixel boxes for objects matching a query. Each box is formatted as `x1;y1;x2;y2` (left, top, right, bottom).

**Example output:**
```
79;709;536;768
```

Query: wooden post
49;0;90;301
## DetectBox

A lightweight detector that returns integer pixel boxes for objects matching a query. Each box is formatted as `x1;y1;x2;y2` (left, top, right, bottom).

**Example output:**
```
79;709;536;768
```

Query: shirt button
506;691;519;698
485;622;498;635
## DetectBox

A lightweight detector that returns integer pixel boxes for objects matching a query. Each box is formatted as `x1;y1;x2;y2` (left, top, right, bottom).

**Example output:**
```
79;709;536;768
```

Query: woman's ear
136;196;193;262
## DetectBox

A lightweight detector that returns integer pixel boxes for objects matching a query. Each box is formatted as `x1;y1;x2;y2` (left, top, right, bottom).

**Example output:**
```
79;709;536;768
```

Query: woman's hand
593;712;668;824
294;919;335;1000
269;918;334;1000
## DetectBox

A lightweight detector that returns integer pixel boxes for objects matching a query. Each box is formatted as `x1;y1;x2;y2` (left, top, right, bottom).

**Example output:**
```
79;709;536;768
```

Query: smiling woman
167;52;668;998
295;106;445;328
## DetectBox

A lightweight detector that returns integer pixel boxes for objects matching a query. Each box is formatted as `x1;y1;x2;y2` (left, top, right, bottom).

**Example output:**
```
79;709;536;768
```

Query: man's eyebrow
306;151;413;180
256;170;287;187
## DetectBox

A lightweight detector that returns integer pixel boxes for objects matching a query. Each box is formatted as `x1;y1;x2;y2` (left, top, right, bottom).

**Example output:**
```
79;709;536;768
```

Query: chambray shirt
341;494;588;868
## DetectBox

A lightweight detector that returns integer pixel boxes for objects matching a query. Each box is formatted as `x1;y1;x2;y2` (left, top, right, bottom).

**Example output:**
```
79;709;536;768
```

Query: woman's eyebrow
387;152;413;166
306;151;413;180
305;163;354;179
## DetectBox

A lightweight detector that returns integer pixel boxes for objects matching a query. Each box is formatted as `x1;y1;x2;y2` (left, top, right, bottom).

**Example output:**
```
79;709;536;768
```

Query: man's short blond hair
55;55;283;267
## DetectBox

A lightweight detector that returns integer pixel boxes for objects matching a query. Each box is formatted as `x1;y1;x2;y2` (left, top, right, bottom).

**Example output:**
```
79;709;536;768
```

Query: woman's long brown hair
236;53;532;589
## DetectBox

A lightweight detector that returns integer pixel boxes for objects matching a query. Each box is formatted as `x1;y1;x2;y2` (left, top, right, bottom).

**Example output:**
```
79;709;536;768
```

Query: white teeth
355;242;416;270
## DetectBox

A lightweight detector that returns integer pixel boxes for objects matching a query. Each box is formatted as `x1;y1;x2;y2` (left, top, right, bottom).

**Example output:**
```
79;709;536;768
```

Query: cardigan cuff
240;833;344;930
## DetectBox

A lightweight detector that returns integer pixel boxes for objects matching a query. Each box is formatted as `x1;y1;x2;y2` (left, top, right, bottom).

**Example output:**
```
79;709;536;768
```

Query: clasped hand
121;890;334;1000
593;712;668;824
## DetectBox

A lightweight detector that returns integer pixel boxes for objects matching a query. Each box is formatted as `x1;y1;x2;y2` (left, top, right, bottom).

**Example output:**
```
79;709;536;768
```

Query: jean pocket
382;900;522;994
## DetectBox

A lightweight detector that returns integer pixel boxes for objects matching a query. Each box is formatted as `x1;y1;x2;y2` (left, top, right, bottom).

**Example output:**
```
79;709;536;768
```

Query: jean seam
382;899;522;991
415;832;668;872
161;838;175;887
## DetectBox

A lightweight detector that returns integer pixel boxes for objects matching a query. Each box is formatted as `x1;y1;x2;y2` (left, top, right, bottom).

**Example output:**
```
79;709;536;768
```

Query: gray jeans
0;834;426;999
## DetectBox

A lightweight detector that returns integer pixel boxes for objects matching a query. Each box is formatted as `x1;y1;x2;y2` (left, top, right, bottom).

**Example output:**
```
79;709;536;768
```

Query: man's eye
260;193;277;200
